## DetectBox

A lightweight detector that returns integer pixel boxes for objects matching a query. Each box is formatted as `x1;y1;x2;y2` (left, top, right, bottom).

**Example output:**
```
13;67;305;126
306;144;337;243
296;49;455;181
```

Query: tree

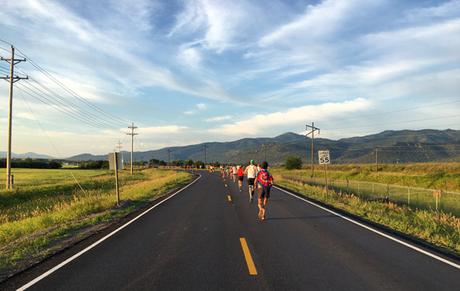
285;156;302;170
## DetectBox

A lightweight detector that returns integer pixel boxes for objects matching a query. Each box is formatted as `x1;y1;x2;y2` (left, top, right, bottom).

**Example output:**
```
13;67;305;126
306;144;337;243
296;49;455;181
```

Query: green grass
273;174;460;255
273;164;460;216
284;163;460;191
0;168;192;278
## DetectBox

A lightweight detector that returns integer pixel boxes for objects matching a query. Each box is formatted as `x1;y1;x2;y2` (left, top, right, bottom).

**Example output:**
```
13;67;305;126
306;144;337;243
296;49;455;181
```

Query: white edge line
17;175;202;291
274;186;460;270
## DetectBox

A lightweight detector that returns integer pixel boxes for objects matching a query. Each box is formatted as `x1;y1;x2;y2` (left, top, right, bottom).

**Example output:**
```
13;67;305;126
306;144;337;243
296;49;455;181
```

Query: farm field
0;168;193;280
273;163;460;217
276;163;460;191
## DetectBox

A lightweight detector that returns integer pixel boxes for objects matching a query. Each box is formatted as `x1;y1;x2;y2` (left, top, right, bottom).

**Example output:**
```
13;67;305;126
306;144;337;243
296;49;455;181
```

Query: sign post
108;152;121;206
318;150;331;195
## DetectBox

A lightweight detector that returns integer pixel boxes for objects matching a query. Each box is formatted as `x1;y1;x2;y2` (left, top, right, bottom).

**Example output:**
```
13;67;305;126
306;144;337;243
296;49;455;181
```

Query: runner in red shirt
237;165;244;192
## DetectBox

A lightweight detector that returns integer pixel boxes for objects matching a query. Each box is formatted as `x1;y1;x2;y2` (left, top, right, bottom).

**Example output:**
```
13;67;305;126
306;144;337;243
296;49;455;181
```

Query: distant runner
244;160;258;202
232;165;237;183
237;165;244;191
254;161;273;221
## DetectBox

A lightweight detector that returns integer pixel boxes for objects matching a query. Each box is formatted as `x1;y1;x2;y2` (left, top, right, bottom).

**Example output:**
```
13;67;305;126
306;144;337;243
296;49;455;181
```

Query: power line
19;76;123;129
17;93;88;195
15;83;115;130
15;47;130;126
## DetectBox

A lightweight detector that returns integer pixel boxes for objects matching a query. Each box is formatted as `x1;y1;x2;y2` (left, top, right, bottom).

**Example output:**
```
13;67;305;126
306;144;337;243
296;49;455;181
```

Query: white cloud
205;115;232;122
169;0;251;52
259;0;354;47
177;46;202;69
405;0;460;23
209;98;371;136
183;103;207;115
140;125;187;135
196;103;207;110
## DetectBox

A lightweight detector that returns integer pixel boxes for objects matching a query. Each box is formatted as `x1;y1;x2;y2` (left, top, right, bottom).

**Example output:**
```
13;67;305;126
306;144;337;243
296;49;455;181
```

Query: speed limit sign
318;150;330;165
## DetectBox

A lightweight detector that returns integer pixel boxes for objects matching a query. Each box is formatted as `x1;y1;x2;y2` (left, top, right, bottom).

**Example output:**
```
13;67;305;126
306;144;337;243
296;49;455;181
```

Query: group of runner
220;160;273;221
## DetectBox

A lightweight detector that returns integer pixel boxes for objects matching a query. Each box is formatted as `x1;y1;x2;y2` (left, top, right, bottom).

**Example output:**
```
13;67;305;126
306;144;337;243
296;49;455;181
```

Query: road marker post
318;150;330;196
109;152;120;206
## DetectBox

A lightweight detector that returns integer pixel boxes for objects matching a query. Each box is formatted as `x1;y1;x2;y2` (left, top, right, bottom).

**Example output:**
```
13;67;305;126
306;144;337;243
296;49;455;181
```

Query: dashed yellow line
227;195;232;202
239;237;258;275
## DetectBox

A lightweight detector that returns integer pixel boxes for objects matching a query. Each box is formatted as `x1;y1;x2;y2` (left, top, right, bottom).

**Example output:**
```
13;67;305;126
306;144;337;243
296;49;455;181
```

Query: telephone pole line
167;149;172;165
126;123;138;174
375;147;379;172
306;122;320;178
203;144;208;165
1;45;28;190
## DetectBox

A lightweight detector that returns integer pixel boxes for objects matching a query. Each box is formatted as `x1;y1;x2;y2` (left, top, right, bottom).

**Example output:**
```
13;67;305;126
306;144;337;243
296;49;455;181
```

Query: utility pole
126;123;138;175
203;144;208;165
1;45;27;190
306;122;320;178
167;149;172;165
375;147;378;172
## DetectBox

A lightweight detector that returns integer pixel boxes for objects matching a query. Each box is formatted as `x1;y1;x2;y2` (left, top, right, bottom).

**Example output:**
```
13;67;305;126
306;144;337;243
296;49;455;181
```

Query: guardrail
280;174;460;217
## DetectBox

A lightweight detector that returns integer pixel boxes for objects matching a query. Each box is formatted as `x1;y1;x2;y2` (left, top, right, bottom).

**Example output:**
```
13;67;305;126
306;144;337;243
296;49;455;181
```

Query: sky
0;0;459;157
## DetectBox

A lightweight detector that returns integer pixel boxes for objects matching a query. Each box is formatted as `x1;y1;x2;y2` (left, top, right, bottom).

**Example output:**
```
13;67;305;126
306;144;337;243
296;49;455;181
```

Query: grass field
273;168;460;255
0;168;193;279
273;163;460;216
287;163;460;191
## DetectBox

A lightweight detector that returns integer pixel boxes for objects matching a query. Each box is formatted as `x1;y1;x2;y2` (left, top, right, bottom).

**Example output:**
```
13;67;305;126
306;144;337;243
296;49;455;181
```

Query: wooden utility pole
113;152;120;206
167;149;172;166
375;147;379;172
203;144;208;165
126;123;138;174
1;45;27;190
306;122;320;178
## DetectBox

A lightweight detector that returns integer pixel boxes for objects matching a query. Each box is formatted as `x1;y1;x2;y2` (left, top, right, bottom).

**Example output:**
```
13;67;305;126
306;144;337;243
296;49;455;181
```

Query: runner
232;165;237;183
244;160;258;202
237;165;244;191
254;161;273;221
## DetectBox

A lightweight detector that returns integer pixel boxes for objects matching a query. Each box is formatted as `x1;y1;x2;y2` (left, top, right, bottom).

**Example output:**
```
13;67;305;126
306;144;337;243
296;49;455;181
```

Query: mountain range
0;152;55;159
67;129;460;164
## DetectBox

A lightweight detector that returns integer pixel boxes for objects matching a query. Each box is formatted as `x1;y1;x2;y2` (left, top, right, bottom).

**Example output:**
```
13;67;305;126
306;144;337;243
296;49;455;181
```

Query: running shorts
238;176;244;181
258;185;271;199
248;178;255;186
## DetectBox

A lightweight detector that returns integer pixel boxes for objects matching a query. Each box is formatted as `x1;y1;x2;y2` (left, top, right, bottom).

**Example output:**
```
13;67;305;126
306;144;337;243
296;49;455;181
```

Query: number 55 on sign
318;150;330;165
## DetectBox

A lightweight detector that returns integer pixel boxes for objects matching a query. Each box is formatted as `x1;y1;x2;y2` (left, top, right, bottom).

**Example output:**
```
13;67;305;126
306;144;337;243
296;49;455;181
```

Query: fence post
346;178;349;194
357;181;360;196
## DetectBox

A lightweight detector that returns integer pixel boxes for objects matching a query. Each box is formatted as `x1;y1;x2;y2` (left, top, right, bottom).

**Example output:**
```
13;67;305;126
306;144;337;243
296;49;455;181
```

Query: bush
285;156;302;170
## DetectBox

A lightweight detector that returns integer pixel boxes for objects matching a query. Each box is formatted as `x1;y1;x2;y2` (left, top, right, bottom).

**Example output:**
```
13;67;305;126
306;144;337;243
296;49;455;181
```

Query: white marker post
318;150;331;195
108;152;121;206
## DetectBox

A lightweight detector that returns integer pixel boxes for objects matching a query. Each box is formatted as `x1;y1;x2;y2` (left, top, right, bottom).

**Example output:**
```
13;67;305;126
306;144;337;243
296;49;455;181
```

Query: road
4;171;460;290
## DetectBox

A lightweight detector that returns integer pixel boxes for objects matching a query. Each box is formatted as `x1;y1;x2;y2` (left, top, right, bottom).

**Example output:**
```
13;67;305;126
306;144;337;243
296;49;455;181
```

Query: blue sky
0;0;459;156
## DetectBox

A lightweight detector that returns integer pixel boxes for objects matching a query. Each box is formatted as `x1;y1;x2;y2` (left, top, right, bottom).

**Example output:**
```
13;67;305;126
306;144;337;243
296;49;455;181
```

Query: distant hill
0;152;55;159
66;129;460;164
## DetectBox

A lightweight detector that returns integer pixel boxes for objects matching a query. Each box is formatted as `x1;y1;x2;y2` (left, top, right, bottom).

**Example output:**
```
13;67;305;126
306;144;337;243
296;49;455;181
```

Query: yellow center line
239;237;258;275
227;195;232;202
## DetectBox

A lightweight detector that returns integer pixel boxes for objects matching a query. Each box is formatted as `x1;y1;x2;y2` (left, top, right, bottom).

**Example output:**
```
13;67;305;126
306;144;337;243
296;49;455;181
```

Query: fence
280;174;460;217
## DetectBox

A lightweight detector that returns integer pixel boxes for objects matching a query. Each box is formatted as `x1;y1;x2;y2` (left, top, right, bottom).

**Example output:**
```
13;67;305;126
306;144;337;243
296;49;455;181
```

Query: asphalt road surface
4;172;460;290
